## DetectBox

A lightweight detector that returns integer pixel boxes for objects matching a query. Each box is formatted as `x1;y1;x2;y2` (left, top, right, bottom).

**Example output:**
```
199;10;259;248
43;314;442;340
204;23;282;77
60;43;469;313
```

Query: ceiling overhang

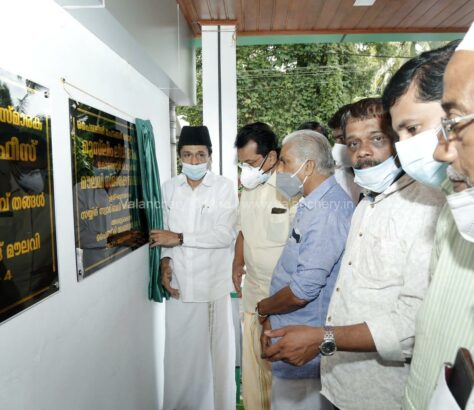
178;0;473;41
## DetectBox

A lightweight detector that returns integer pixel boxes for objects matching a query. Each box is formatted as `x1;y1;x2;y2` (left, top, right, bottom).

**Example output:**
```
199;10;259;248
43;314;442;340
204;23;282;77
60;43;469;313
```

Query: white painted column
202;24;238;188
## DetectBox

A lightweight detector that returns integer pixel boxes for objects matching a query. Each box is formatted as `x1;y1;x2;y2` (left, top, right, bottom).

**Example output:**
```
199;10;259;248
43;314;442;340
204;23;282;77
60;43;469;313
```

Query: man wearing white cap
402;26;474;410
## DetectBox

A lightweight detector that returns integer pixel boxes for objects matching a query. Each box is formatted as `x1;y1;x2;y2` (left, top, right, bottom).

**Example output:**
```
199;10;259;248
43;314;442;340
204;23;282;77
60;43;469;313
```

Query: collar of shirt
177;170;214;188
266;170;277;187
370;173;415;205
440;177;454;195
299;175;337;210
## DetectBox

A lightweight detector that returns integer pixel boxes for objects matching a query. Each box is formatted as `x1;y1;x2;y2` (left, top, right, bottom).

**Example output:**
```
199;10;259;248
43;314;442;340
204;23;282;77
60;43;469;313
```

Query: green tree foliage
177;41;438;140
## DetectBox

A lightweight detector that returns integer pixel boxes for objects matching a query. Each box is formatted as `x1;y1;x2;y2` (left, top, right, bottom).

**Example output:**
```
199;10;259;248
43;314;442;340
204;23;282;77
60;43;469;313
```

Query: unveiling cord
61;77;135;121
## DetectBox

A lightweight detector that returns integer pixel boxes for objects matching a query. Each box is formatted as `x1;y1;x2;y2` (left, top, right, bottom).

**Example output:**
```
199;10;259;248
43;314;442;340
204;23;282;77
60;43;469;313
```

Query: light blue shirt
270;176;354;379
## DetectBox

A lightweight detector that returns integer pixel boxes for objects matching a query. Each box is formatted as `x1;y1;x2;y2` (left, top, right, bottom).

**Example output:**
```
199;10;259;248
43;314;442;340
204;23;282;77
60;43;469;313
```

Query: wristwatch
319;326;337;356
255;303;268;320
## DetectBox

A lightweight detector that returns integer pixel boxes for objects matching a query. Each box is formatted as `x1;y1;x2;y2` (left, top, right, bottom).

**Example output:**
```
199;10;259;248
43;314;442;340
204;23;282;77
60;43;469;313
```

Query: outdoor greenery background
177;41;447;141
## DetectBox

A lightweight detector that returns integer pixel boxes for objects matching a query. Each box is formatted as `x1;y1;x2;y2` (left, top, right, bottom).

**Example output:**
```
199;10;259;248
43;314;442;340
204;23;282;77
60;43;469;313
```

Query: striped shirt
402;198;474;410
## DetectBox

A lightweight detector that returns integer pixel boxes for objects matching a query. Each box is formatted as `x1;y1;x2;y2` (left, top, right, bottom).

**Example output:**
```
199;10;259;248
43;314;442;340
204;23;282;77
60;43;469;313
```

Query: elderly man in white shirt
263;98;445;410
150;125;238;410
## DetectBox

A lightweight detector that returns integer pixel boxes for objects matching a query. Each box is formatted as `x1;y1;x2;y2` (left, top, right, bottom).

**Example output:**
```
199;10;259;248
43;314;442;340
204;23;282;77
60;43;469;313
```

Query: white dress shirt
161;171;238;302
321;174;445;410
238;171;299;313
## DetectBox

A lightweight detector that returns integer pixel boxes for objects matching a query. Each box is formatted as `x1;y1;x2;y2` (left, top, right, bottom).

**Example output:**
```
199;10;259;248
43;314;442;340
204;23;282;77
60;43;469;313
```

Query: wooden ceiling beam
199;19;239;25
177;0;473;37
237;26;467;37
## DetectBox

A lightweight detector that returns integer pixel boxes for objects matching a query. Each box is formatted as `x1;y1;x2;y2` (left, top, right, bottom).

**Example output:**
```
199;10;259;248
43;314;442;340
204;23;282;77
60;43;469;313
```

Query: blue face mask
276;160;307;199
182;162;208;181
395;128;447;188
353;156;402;193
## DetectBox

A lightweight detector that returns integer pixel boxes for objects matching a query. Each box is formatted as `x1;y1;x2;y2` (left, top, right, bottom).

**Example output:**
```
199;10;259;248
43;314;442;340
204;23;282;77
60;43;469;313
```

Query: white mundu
161;171;238;410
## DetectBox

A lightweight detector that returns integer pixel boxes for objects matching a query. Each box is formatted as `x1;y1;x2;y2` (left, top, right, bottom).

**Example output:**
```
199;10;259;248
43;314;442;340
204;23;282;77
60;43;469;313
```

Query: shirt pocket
280;236;299;276
359;237;404;288
266;212;291;244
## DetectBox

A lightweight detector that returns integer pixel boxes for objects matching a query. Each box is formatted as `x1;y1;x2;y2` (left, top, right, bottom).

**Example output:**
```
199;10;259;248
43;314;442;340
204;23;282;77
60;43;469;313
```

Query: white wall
104;0;194;98
56;0;196;106
0;1;181;409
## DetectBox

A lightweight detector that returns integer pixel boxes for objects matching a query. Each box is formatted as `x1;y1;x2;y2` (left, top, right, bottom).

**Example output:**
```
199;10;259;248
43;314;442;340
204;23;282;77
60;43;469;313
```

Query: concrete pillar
201;24;238;188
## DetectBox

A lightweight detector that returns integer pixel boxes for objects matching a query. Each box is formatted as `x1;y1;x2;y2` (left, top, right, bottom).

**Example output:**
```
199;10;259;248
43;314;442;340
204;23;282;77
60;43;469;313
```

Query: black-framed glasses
440;113;474;142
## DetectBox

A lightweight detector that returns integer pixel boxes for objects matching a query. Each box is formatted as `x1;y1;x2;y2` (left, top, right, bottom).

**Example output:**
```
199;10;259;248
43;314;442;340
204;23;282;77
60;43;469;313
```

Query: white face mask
353;156;403;193
332;143;352;168
447;186;474;243
239;157;271;189
395;128;447;188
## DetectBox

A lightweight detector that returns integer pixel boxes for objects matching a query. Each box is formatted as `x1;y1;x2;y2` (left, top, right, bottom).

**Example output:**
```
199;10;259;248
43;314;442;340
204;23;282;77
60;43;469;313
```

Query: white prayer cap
456;22;474;52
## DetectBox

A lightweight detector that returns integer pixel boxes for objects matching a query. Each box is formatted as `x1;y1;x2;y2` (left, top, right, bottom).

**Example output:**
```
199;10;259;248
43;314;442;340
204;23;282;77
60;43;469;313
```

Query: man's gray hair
282;130;335;176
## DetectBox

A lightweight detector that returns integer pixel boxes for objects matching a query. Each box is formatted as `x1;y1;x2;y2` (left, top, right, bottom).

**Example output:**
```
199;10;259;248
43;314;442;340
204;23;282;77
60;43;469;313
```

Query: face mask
447;186;474;243
332;143;352;168
276;160;307;199
353;156;402;193
17;169;44;193
395;128;448;188
182;162;208;181
239;157;271;189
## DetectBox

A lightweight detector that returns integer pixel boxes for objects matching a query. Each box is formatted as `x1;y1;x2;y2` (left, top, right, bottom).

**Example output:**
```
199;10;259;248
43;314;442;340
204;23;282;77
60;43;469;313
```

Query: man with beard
263;98;445;409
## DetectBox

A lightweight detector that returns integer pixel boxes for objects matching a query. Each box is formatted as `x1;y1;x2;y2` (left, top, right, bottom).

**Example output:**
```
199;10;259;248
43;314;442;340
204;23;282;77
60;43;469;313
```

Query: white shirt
238;171;299;312
321;174;445;410
161;171;238;302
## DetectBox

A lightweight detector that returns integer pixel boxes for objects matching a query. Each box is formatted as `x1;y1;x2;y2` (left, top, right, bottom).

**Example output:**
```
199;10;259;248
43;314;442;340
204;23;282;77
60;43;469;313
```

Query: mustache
447;165;471;184
354;159;381;169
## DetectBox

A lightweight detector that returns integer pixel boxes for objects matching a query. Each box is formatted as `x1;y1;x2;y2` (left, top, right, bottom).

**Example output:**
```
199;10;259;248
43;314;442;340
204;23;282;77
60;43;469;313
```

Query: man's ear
304;159;316;176
268;150;278;167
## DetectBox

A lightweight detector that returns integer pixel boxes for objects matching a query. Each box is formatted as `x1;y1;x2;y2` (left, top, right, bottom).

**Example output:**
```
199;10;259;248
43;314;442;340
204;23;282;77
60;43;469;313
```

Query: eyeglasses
440;113;474;142
237;154;268;170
